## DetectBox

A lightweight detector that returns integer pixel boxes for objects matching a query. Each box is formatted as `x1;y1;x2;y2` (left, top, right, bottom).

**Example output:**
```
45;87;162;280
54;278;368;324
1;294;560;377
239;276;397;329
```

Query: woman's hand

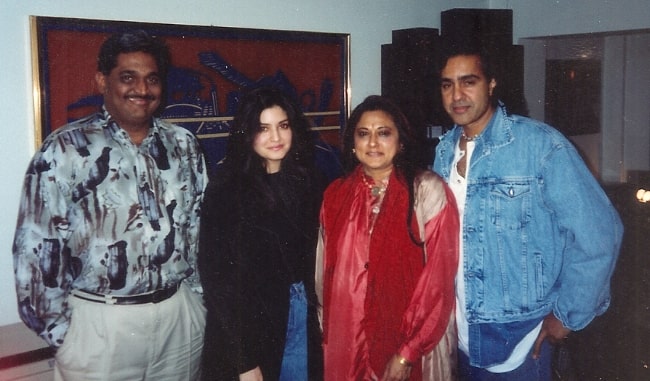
239;366;263;381
381;355;412;381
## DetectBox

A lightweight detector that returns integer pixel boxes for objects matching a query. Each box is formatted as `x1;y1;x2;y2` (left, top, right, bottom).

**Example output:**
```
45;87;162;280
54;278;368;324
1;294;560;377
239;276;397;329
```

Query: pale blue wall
507;0;650;40
1;0;649;326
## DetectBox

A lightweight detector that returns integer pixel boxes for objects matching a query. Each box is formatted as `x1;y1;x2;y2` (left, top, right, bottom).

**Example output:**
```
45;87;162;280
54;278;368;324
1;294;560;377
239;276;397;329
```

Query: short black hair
438;40;496;82
341;95;421;176
341;95;425;246
97;30;171;79
438;40;500;108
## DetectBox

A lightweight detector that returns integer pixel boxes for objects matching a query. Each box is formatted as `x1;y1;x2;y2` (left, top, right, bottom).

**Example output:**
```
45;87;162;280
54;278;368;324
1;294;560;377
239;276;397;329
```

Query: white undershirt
449;139;542;373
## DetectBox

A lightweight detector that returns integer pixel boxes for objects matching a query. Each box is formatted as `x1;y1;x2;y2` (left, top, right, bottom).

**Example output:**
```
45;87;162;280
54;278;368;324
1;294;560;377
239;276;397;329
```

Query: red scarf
322;166;424;378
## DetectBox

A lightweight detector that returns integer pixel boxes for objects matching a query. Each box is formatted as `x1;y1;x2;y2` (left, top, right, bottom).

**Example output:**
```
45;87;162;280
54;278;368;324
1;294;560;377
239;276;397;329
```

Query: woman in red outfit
316;95;459;381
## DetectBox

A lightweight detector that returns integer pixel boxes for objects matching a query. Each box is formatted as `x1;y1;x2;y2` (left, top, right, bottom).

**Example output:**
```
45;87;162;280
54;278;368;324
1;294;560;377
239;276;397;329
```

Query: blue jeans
458;341;552;381
279;281;308;381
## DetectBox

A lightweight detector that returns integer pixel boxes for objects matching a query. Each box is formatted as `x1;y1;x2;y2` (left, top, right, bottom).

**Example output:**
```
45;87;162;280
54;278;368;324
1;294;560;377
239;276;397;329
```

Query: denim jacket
433;104;623;366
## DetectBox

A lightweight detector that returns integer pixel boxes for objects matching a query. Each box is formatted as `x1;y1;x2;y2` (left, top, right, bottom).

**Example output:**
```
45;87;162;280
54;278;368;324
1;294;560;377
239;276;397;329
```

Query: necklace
461;131;480;141
361;174;386;197
361;173;387;220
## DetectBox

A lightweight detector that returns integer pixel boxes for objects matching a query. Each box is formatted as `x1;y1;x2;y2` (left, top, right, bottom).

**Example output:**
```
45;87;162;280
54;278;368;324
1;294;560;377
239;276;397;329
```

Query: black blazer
198;170;324;381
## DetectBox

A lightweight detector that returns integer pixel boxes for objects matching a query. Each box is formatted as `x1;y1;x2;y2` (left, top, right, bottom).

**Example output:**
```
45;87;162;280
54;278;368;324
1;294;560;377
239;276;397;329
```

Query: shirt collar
101;107;159;141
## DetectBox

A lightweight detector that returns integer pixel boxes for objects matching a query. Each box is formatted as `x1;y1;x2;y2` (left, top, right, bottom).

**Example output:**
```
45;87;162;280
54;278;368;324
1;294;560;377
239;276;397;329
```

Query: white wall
505;0;650;41
2;0;649;328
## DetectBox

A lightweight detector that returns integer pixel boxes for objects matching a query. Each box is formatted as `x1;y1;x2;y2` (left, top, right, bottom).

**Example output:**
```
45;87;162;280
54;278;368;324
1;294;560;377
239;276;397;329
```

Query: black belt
71;285;180;305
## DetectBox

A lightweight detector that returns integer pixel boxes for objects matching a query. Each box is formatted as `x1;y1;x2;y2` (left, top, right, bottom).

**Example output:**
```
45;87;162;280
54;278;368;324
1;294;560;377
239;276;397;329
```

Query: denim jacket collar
436;102;513;180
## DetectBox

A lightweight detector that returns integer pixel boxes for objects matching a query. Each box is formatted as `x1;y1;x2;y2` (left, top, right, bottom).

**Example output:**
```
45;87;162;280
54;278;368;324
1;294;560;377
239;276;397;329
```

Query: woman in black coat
198;86;324;381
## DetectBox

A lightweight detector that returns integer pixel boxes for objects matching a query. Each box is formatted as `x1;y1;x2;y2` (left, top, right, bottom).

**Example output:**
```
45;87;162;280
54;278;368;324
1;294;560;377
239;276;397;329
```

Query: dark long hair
341;95;425;245
217;86;316;210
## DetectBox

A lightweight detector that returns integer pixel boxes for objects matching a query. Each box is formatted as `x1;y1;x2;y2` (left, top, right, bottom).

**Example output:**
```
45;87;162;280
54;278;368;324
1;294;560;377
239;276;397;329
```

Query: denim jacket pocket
489;181;533;230
487;179;543;309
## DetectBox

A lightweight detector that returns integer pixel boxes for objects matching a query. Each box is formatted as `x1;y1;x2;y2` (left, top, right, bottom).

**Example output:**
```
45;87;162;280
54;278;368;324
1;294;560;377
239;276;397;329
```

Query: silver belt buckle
104;294;118;305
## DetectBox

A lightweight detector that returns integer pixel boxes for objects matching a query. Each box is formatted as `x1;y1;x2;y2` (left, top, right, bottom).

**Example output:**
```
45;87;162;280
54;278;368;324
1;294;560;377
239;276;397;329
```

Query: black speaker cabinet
381;28;450;165
441;8;513;49
381;28;449;130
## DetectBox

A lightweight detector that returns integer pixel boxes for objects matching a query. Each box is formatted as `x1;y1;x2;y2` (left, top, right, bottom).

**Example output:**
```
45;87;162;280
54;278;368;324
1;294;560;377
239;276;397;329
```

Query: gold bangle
398;355;412;367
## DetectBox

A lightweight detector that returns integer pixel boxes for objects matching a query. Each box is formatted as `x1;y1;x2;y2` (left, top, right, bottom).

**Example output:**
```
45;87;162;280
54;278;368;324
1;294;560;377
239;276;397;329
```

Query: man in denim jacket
432;44;623;381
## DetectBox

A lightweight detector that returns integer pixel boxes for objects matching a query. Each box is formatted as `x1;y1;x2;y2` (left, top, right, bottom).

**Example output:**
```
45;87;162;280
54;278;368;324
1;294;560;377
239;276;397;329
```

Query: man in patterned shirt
13;30;208;380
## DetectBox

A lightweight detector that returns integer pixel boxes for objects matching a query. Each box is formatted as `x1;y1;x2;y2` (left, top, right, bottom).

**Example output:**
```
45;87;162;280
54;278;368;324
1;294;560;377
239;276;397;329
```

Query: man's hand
239;366;263;381
532;313;571;359
381;354;413;381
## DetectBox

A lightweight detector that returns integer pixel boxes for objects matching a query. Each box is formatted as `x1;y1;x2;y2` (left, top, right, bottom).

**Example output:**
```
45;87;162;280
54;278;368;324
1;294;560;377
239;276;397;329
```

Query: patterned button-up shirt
13;109;207;347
